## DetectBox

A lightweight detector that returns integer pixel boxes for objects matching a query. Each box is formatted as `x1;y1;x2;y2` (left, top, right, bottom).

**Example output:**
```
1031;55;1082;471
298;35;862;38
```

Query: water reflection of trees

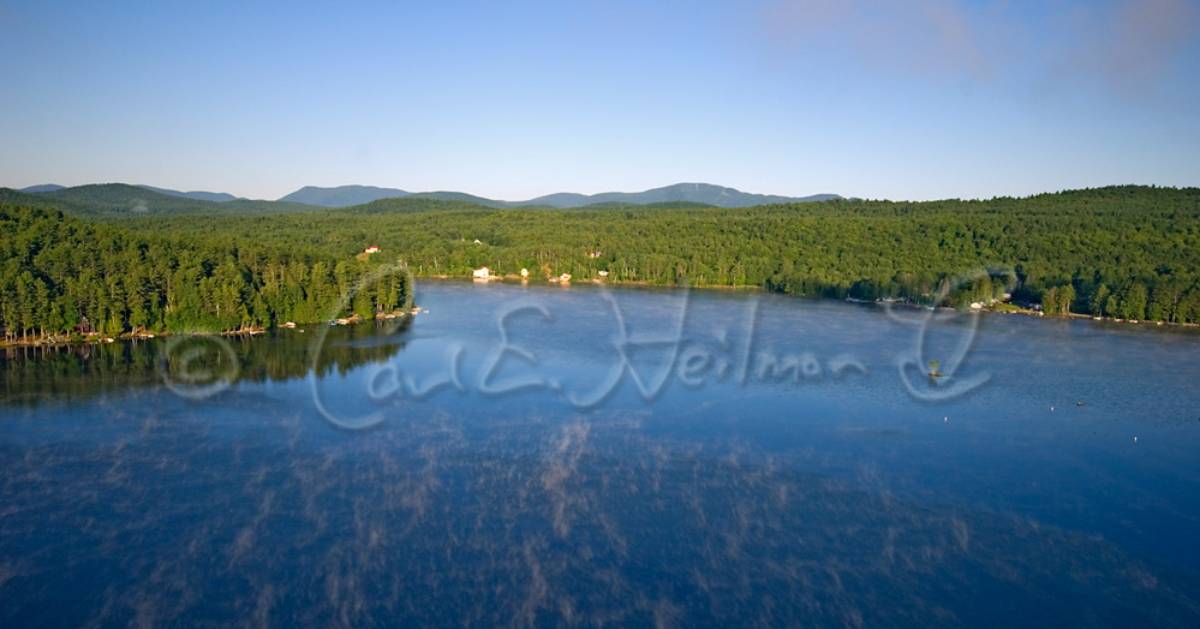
0;320;409;405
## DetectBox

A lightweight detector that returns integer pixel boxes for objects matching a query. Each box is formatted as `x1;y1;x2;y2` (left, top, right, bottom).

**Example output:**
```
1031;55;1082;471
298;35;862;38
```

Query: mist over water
2;281;1199;626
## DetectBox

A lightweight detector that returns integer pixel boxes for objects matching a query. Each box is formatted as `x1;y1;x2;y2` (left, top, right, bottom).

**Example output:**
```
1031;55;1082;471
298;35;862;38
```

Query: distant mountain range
135;185;242;203
21;183;243;202
9;181;843;216
279;182;841;208
277;185;409;207
4;184;315;218
19;184;66;193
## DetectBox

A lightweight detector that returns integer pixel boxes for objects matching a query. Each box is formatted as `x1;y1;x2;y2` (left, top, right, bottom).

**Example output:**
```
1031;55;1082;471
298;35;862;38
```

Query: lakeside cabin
473;267;493;281
364;245;381;254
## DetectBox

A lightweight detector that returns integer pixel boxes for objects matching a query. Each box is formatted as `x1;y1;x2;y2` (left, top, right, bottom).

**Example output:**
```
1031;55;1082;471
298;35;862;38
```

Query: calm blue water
2;280;1199;626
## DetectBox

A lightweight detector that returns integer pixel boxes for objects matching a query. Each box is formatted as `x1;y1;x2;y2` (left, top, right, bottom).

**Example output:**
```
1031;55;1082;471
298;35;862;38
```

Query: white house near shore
473;267;492;280
364;245;381;254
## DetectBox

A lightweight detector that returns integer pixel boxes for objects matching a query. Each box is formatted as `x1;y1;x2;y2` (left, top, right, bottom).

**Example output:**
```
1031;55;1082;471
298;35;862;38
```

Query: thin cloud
762;0;1016;83
1092;0;1199;87
763;0;1199;92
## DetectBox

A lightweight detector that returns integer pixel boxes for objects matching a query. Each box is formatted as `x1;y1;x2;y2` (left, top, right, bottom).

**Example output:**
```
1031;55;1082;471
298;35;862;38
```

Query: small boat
927;359;943;378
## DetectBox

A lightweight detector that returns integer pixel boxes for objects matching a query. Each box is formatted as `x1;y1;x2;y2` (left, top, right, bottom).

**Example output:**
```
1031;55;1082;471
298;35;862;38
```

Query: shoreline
0;310;417;350
424;275;1200;330
5;279;1198;350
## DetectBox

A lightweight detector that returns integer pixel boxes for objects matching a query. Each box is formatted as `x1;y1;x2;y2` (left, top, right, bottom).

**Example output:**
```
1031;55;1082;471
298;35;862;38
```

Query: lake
2;280;1199;626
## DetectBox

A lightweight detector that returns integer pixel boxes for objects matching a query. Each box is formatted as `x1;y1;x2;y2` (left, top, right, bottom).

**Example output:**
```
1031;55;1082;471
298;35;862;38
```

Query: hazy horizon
8;179;1196;206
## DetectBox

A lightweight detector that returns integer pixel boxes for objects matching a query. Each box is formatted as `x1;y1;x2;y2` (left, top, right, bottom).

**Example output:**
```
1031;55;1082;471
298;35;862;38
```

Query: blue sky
1;0;1197;201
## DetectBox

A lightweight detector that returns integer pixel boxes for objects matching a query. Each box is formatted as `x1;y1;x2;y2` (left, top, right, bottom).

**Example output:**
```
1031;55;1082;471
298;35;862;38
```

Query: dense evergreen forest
0;205;409;344
2;184;1199;344
127;185;1200;323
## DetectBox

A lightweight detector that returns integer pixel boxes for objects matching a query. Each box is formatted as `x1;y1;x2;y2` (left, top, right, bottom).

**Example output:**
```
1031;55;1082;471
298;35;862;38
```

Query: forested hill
2;185;1200;343
114;184;1200;324
0;184;320;218
0;205;409;344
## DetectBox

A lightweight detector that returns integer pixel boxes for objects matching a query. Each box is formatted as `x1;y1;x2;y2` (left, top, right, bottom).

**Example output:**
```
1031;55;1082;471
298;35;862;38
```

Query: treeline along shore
0;204;409;346
2;184;1199;346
